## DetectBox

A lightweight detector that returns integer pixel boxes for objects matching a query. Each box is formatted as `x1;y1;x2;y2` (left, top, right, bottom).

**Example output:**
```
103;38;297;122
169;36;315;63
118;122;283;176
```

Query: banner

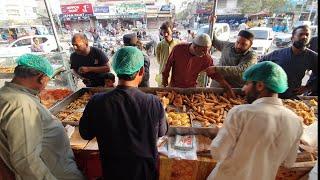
61;3;93;15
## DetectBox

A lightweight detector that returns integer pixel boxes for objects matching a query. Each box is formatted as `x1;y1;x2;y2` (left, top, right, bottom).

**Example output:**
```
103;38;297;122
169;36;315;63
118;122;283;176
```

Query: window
14;38;31;47
39;37;48;44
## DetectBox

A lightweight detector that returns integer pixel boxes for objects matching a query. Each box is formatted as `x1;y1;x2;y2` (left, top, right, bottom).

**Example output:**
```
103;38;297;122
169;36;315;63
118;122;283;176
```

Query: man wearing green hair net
79;47;168;180
207;61;303;180
0;54;84;179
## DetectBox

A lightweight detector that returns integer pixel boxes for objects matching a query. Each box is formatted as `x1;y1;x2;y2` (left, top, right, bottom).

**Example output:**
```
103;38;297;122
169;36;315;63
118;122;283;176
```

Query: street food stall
49;87;318;180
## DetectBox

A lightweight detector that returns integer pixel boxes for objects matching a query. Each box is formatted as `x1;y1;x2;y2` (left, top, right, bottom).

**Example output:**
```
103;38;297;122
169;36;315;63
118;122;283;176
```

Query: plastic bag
168;135;197;160
157;136;169;156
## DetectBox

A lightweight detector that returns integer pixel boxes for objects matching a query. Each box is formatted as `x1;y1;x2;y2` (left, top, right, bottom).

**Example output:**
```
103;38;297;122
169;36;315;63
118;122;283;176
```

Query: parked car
274;33;292;48
249;27;274;59
197;23;231;41
0;35;59;57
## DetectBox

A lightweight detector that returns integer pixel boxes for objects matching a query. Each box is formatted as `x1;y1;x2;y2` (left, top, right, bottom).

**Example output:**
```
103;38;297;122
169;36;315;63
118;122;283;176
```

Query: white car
0;35;58;57
249;27;274;59
197;23;231;41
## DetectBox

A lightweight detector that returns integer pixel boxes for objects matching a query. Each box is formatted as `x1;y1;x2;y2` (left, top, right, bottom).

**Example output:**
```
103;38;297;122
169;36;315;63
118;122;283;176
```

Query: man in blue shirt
260;25;318;98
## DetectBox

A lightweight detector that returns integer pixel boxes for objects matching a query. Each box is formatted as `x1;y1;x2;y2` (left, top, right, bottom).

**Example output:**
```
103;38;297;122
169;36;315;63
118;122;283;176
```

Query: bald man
70;33;110;87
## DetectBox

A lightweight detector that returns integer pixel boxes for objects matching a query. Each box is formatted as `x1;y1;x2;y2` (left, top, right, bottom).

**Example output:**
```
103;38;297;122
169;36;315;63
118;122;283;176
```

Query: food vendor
162;33;235;97
207;61;303;180
70;33;111;87
0;54;84;179
79;47;168;180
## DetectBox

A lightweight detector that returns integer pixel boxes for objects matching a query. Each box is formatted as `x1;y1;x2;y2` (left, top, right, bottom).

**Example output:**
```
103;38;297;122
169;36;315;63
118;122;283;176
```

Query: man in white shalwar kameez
207;61;303;180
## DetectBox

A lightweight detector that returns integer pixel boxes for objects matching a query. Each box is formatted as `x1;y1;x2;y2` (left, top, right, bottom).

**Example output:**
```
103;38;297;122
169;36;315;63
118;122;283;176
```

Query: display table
70;127;316;180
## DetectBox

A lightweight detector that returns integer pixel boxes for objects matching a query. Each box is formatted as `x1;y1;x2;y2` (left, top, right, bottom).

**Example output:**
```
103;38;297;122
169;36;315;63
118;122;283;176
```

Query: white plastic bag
168;135;197;160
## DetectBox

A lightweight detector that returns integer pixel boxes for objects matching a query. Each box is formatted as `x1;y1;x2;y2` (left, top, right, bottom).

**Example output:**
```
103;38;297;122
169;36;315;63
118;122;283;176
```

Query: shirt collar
4;81;39;96
252;97;283;106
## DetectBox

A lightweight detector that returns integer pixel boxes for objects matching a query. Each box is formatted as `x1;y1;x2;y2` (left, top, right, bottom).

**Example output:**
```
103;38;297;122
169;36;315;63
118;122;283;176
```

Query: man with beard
207;61;303;180
206;15;257;88
155;21;180;87
162;33;235;97
70;33;110;87
260;25;318;98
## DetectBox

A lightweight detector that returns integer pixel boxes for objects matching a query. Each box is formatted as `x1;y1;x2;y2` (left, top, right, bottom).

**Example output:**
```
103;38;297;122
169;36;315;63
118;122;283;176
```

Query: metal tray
50;87;243;137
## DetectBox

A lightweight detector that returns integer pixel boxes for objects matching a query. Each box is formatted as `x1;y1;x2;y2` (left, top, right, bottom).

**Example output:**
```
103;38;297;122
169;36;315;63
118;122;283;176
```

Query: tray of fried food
166;111;192;127
185;92;245;128
55;110;74;121
65;92;92;111
157;91;246;128
297;96;318;115
283;99;317;126
0;65;15;73
61;111;83;126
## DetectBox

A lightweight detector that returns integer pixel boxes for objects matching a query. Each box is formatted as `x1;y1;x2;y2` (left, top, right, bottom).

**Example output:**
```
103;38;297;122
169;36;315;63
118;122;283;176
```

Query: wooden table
70;128;315;180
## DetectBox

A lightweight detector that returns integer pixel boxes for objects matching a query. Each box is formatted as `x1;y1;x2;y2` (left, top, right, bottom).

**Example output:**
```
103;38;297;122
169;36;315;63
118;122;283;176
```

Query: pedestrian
0;54;85;180
206;15;257;88
70;33;111;87
259;25;318;98
79;46;168;180
123;33;150;87
162;33;235;97
207;61;303;180
155;21;180;87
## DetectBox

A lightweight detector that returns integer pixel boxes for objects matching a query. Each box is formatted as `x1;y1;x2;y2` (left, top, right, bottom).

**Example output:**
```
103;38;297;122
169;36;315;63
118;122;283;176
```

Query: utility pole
43;0;77;91
200;0;218;87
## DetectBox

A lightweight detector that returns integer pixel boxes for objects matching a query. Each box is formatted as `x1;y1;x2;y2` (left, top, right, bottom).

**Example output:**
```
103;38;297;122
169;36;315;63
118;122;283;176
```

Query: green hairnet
16;54;54;78
112;46;144;75
242;61;288;93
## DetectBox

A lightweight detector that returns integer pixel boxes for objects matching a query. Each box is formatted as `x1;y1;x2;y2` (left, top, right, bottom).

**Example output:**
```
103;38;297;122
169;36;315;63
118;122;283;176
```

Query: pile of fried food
39;89;73;108
283;99;317;126
56;92;92;122
157;91;246;127
0;66;15;73
167;112;191;127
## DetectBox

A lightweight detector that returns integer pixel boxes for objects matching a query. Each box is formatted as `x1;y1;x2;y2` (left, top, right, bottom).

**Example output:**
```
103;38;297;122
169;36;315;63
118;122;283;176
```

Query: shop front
60;3;94;31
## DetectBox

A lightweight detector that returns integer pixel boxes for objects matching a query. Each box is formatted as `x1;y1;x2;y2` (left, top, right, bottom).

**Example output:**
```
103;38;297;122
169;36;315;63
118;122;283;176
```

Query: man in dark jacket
123;33;150;87
79;47;167;180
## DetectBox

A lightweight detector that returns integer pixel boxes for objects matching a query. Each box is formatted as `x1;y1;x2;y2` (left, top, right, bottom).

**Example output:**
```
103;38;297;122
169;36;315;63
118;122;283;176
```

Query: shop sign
61;3;93;15
196;2;212;14
59;13;91;21
94;6;109;14
159;4;171;13
115;4;146;15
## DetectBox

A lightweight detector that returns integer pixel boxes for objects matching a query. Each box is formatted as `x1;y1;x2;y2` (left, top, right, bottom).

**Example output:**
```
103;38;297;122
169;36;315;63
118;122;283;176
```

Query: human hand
205;66;216;76
78;67;90;74
162;78;168;87
208;15;217;23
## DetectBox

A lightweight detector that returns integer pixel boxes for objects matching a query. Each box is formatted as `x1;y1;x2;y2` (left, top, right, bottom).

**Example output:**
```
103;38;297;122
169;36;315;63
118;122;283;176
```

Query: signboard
94;6;109;14
159;5;171;13
196;2;212;14
61;3;93;15
59;14;91;21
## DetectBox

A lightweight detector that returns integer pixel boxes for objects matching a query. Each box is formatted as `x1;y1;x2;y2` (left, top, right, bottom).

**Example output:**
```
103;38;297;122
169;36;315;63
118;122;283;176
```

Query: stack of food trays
50;88;318;136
